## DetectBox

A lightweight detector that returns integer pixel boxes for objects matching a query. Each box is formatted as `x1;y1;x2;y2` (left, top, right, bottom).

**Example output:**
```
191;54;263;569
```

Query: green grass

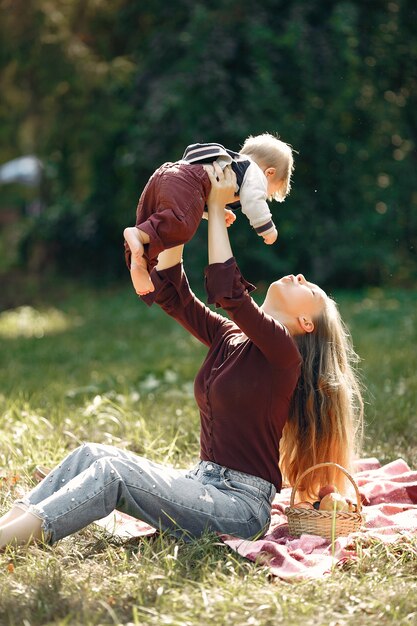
1;282;417;625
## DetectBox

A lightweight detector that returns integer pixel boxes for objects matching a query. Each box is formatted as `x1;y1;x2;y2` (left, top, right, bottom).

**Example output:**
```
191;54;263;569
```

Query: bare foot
124;227;145;266
130;258;155;295
124;227;155;295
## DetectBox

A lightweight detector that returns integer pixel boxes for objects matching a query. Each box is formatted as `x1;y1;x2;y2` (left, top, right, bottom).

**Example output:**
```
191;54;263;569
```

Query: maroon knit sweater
151;257;301;490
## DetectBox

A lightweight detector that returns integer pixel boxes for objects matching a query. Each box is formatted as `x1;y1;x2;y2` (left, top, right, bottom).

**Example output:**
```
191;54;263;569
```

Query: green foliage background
1;0;416;289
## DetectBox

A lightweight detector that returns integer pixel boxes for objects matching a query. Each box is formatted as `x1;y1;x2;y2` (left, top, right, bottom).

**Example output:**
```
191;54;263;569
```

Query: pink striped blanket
95;457;417;579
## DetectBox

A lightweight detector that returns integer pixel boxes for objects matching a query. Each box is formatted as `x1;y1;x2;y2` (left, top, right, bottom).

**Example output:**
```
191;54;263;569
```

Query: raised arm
204;164;300;369
207;166;235;264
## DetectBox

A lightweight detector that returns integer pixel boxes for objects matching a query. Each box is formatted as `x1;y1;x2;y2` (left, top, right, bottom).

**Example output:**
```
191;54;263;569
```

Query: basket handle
289;462;362;512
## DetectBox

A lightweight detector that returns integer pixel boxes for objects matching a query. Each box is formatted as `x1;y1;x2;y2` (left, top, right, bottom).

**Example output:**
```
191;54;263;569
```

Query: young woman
0;165;363;548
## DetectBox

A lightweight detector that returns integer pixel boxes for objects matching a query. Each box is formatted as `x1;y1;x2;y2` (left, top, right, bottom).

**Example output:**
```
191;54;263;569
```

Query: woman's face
265;274;327;332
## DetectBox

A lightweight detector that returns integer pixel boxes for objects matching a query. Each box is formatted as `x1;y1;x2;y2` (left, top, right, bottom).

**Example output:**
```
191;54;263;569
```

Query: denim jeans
16;443;276;544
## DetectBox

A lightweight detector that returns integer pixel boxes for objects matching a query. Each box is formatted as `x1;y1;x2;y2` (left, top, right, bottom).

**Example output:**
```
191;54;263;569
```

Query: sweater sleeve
205;258;301;369
151;263;228;347
239;162;277;237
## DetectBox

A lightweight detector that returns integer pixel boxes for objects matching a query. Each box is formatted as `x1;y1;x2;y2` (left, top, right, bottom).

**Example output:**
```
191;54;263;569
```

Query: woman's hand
204;163;237;213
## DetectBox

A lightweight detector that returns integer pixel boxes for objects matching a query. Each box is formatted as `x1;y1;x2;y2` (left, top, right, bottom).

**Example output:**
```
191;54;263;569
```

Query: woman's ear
298;316;315;333
264;167;276;178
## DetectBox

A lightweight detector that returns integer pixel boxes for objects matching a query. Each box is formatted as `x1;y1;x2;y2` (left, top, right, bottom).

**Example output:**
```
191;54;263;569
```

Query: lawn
0;278;416;626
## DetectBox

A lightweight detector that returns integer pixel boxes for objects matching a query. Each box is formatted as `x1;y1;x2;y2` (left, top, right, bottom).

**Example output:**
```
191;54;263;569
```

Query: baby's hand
224;208;236;227
262;228;278;245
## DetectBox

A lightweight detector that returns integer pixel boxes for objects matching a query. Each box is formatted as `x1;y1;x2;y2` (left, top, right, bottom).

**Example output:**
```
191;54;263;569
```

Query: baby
124;133;293;296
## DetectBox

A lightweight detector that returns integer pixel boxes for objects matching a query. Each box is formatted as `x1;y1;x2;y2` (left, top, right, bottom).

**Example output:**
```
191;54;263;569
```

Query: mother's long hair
279;297;364;499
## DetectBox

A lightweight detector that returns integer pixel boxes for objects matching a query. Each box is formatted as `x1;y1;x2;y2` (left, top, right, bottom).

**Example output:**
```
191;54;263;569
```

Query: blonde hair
240;132;294;201
279;297;364;500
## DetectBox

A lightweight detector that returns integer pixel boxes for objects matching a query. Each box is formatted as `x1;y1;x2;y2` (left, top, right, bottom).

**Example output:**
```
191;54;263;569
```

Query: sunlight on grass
0;305;82;339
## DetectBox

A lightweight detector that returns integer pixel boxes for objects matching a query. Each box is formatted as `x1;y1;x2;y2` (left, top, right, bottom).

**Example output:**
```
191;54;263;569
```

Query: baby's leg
130;259;154;296
123;226;146;265
123;227;155;295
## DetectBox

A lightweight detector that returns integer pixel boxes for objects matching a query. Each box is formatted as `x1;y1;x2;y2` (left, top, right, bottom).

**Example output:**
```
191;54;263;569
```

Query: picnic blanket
94;457;417;579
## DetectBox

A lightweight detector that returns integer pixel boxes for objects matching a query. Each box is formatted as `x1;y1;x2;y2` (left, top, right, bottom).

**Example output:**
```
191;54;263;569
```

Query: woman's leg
0;445;102;531
16;443;112;508
0;443;111;546
7;442;184;544
4;443;273;547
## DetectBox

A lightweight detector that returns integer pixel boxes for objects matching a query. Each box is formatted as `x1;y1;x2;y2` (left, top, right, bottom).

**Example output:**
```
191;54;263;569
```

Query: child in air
124;133;294;296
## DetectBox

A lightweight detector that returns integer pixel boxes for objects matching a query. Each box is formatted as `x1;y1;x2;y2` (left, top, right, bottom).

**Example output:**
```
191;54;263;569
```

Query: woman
0;165;363;548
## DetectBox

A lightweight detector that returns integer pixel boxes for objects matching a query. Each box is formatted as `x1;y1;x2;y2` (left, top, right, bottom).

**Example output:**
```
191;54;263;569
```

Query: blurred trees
0;0;416;288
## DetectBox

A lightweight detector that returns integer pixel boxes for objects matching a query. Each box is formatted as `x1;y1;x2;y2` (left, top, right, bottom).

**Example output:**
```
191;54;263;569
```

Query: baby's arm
239;163;278;244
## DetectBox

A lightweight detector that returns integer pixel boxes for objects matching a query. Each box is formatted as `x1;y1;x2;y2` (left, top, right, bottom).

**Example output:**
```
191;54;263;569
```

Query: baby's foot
130;258;155;295
124;227;145;266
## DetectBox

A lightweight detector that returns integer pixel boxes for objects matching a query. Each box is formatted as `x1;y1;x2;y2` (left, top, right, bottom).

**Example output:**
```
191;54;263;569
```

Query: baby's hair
240;133;294;201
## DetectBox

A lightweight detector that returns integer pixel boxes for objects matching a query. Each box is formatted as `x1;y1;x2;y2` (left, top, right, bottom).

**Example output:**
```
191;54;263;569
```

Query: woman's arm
206;164;235;264
150;169;238;345
204;165;301;369
150;239;229;349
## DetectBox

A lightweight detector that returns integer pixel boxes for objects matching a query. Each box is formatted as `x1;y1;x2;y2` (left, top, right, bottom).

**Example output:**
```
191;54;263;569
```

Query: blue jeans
16;443;276;544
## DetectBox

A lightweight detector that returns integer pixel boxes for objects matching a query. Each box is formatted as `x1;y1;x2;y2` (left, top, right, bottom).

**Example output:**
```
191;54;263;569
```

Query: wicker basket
285;462;364;540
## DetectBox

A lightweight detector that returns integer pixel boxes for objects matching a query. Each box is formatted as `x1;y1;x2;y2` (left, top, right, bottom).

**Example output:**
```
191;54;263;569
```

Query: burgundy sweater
151;257;302;490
